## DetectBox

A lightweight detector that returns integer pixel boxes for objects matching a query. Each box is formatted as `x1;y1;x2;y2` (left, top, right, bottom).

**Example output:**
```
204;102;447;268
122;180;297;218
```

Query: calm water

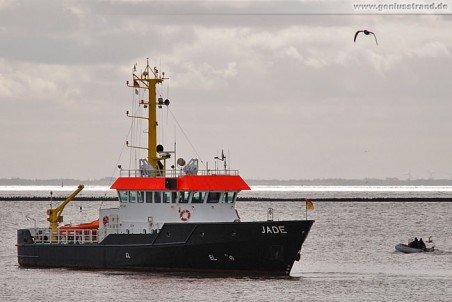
1;186;452;301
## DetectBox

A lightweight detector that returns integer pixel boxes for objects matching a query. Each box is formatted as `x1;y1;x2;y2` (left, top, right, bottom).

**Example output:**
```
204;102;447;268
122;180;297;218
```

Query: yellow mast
127;59;167;173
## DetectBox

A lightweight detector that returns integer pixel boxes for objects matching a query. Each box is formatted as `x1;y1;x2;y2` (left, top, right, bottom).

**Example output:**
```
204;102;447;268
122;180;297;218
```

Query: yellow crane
47;184;84;234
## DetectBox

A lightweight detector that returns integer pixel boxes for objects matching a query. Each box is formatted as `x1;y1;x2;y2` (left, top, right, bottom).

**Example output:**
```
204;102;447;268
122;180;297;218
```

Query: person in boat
419;238;426;250
408;237;419;248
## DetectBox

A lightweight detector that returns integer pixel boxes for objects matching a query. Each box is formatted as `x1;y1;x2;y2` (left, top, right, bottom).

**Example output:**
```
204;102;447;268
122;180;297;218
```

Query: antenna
228;149;230;171
214;149;227;172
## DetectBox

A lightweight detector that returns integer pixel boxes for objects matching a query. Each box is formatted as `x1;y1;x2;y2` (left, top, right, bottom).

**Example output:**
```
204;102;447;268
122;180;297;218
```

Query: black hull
17;220;313;275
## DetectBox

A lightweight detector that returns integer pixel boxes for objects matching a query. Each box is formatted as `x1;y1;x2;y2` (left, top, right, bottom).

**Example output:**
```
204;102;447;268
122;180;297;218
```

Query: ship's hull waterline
17;220;313;275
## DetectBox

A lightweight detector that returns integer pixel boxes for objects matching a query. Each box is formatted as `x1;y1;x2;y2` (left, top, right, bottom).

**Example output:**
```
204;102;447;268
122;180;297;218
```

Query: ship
17;60;314;275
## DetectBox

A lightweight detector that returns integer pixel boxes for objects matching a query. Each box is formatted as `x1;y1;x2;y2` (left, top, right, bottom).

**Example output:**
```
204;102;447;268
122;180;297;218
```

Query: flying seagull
354;30;378;45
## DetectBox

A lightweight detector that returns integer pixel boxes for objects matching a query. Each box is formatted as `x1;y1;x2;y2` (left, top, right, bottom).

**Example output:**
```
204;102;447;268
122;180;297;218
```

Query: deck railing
28;227;162;245
31;228;98;244
119;168;239;178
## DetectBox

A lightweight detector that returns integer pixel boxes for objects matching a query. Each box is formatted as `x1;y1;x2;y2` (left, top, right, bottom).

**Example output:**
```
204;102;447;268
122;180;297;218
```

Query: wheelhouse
95;174;250;241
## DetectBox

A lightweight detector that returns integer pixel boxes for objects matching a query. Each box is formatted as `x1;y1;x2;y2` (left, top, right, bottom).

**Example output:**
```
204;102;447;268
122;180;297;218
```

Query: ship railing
31;228;98;244
119;168;240;178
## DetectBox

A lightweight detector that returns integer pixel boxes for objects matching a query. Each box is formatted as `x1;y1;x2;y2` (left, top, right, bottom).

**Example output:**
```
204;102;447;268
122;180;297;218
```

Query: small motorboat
395;237;435;253
395;243;434;253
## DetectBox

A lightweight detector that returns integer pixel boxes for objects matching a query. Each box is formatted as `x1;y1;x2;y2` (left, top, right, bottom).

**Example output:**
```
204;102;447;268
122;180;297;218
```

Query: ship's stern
17;229;37;266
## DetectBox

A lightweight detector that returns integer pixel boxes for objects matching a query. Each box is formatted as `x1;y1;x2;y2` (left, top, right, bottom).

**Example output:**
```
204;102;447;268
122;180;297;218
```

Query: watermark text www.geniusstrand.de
353;1;450;14
100;0;452;15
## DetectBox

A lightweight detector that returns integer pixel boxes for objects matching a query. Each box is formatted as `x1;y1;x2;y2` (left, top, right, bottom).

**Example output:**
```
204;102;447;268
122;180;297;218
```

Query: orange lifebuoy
179;209;191;222
103;215;109;225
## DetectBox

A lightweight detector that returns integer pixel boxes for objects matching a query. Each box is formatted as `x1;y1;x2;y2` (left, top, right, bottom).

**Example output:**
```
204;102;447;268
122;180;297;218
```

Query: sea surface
1;186;452;301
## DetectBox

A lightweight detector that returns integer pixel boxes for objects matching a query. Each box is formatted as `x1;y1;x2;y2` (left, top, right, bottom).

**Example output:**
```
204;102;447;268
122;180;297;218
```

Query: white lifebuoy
179;209;191;222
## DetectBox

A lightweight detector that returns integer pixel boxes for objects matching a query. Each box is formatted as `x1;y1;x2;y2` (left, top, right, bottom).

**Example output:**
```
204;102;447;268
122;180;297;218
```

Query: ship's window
119;191;128;203
207;192;221;203
178;191;189;203
154;191;162;203
145;191;152;203
171;192;177;203
137;191;144;203
165;178;177;189
225;192;236;203
191;192;206;204
162;192;171;204
129;191;137;203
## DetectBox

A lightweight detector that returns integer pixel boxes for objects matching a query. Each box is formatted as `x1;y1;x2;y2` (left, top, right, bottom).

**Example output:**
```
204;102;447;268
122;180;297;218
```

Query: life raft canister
179;209;191;222
103;215;109;225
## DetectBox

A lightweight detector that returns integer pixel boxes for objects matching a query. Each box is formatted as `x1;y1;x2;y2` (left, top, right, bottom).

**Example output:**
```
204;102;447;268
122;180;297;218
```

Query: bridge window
224;192;237;203
137;191;144;203
207;192;222;203
119;191;128;203
191;192;206;204
178;191;190;203
145;191;165;203
128;191;144;203
163;192;172;204
145;191;152;203
154;191;162;203
119;191;146;203
172;192;177;203
129;191;137;203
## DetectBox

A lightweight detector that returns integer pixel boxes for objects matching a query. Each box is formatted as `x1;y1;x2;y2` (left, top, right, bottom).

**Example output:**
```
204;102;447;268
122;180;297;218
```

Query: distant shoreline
3;177;452;186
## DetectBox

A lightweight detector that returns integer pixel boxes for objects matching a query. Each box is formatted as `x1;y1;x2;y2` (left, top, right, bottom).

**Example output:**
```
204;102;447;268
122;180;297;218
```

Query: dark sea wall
0;177;114;186
1;196;451;202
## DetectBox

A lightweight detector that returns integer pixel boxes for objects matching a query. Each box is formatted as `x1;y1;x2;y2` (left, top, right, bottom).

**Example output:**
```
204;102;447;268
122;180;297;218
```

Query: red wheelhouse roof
110;175;250;191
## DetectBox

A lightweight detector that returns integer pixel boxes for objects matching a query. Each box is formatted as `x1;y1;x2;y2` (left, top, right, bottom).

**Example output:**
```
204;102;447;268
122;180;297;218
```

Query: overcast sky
1;0;452;181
